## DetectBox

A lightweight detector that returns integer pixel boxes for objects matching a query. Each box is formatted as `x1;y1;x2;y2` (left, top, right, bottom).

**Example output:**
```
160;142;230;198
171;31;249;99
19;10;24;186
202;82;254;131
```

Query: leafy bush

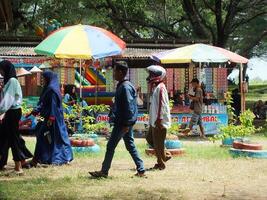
64;103;110;134
213;110;257;141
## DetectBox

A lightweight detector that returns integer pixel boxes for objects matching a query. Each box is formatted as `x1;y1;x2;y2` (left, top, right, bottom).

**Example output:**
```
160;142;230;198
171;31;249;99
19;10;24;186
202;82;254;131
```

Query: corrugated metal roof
0;46;166;58
120;48;166;58
0;46;37;56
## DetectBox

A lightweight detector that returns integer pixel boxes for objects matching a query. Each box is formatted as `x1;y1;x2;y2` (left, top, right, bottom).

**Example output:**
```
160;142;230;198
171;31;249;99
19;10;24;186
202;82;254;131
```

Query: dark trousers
146;126;169;165
101;125;145;174
0;109;32;167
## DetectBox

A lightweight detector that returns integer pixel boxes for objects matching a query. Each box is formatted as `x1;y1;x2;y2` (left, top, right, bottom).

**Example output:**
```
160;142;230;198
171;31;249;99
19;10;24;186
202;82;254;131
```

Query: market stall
97;43;248;135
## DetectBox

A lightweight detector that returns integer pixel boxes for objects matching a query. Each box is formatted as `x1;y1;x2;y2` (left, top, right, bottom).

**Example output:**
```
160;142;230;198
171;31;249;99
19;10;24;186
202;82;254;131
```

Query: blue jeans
101;125;145;174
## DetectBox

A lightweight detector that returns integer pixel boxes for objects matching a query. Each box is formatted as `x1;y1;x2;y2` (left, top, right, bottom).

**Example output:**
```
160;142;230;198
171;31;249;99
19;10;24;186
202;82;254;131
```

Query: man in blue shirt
89;61;145;178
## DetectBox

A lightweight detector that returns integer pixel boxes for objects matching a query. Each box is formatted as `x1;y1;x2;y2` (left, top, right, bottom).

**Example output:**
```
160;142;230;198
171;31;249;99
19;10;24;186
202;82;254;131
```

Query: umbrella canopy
30;66;43;73
34;24;126;59
151;43;248;64
16;68;31;77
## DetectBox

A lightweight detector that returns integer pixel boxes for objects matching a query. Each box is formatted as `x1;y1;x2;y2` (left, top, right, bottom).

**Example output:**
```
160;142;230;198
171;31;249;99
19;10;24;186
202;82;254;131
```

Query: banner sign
96;113;228;135
1;57;47;68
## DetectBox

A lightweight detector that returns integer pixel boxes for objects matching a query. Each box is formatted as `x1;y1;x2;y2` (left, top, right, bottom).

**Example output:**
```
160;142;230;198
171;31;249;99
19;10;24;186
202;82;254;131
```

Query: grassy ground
1;135;267;200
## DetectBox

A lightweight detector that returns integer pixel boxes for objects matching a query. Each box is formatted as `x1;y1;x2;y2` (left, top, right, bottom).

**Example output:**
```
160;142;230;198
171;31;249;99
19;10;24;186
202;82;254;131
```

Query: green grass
1;135;267;200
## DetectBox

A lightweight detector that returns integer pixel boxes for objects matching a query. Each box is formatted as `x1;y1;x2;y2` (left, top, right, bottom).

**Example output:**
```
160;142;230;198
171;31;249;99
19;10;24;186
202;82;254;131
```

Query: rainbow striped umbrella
151;43;248;64
34;24;126;59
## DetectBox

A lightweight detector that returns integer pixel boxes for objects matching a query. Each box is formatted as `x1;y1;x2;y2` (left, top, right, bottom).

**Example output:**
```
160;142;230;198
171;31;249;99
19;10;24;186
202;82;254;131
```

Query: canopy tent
34;24;126;98
151;43;248;64
30;66;43;73
16;68;31;77
151;43;249;113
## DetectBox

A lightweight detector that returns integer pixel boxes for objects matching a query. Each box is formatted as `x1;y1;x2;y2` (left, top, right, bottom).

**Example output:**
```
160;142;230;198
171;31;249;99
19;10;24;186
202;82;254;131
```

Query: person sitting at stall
27;70;73;167
231;89;241;117
253;100;265;119
173;90;184;106
64;84;77;106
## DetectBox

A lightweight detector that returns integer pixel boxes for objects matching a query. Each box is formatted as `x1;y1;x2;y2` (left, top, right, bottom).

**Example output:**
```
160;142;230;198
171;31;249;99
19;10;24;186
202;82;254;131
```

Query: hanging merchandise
166;69;174;94
105;68;115;92
204;68;213;93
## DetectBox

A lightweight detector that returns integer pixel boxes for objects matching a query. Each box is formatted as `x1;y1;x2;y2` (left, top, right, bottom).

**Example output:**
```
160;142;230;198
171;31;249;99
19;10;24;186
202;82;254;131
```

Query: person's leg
8;109;32;173
198;115;205;137
123;126;145;174
152;127;167;169
100;125;123;174
145;126;154;148
0;142;9;170
183;113;197;135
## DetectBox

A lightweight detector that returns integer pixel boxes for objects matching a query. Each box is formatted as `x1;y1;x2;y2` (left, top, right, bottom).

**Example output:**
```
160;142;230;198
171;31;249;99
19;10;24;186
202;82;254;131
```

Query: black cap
191;78;199;84
114;61;128;70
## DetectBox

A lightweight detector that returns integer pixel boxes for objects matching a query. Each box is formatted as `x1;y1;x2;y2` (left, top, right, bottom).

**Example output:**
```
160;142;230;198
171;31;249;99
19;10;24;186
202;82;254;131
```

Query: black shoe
134;171;147;178
89;171;108;178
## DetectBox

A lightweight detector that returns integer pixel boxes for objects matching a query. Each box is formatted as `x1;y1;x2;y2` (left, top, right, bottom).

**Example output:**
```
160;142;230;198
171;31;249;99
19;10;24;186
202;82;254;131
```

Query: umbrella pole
240;63;245;113
79;59;82;99
199;62;201;82
95;68;98;105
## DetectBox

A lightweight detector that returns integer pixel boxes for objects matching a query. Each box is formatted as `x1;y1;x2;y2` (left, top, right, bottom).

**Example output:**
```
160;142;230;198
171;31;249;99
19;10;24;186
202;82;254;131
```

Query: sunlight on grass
1;135;267;200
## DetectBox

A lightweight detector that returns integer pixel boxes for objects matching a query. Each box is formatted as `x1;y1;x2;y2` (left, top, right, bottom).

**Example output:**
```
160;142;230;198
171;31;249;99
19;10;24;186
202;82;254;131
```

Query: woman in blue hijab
29;70;73;166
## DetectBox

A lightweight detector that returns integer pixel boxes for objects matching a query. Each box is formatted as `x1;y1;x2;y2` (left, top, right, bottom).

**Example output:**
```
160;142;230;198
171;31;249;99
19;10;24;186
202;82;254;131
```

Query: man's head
113;61;128;81
146;65;166;84
191;78;200;89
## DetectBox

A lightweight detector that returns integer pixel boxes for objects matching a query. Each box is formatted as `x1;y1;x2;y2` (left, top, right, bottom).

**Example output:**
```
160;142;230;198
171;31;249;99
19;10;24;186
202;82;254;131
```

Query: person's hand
122;126;130;134
155;119;164;129
0;113;5;124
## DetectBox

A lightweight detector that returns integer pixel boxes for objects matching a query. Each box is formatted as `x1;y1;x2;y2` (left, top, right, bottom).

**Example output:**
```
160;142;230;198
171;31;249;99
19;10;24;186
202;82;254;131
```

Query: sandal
152;164;165;170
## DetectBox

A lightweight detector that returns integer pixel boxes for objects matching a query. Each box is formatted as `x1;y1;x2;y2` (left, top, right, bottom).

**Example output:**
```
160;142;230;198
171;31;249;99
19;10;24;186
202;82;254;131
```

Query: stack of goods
174;68;185;92
128;68;148;92
213;68;218;97
54;67;75;85
128;68;138;86
204;68;213;93
137;69;148;93
184;68;189;92
166;69;174;95
105;68;115;92
217;68;228;99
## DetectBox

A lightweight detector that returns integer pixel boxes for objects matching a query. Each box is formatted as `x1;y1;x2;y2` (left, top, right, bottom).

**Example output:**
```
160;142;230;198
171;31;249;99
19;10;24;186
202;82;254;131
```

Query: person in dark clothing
0;60;33;174
89;61;145;178
27;70;73;166
64;84;77;106
231;88;241;117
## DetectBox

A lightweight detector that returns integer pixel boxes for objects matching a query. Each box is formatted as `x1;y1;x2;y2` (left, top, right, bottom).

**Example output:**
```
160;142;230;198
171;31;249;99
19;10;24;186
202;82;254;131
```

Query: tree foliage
6;0;267;57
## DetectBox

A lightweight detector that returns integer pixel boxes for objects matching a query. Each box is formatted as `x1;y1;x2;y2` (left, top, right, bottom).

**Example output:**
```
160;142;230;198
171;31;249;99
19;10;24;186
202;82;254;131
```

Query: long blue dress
34;71;73;165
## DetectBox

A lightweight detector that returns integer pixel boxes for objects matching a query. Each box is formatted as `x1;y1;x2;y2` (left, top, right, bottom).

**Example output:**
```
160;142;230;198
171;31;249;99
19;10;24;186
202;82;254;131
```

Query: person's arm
120;85;136;132
189;88;201;101
155;85;168;129
0;79;18;115
47;92;58;126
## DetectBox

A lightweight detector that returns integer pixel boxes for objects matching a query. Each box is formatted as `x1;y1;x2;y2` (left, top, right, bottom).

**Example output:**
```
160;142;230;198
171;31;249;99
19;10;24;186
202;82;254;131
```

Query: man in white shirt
146;65;171;170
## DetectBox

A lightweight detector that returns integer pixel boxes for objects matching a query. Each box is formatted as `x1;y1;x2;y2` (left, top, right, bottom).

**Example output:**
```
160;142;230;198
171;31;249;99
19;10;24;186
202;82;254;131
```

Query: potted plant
64;103;110;153
165;123;182;149
213;110;257;146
